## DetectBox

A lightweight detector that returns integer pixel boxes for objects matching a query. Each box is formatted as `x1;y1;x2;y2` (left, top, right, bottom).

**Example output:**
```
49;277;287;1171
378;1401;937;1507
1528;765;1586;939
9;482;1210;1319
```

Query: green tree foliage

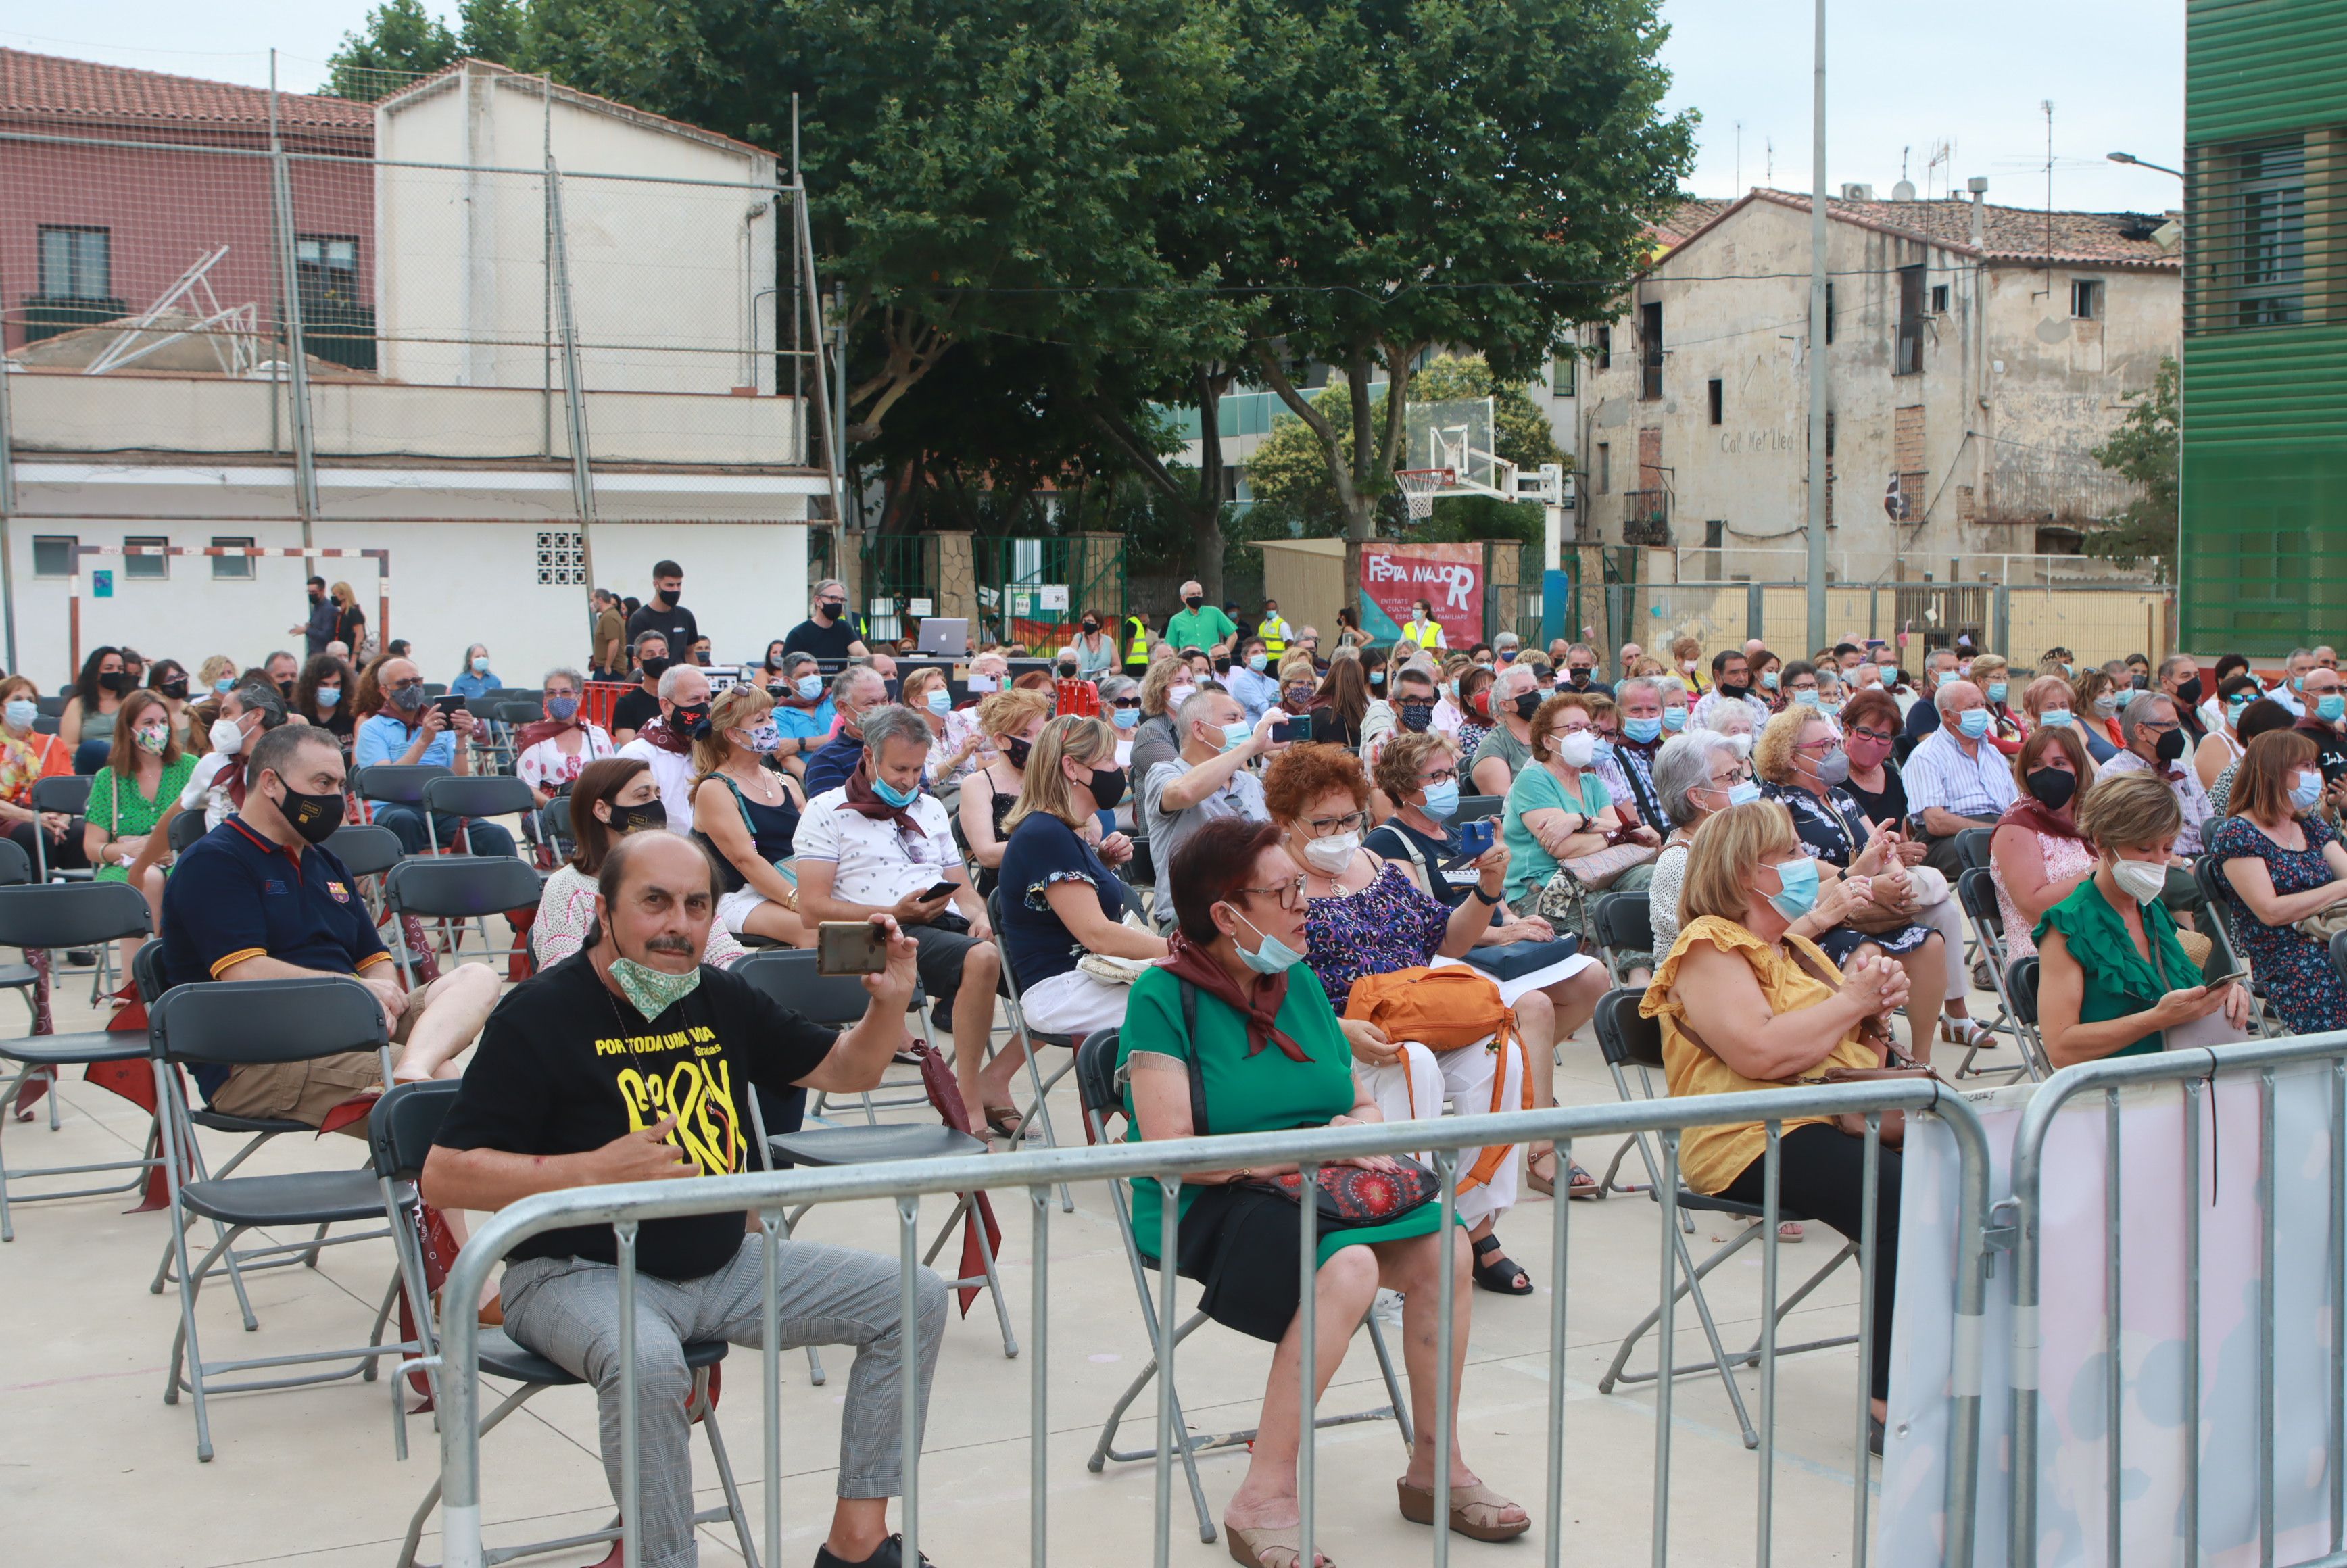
326;0;533;99
2087;355;2179;577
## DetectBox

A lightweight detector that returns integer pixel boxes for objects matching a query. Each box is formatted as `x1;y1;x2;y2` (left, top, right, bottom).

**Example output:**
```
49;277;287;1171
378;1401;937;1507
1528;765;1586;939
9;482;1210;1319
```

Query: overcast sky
1;0;2186;215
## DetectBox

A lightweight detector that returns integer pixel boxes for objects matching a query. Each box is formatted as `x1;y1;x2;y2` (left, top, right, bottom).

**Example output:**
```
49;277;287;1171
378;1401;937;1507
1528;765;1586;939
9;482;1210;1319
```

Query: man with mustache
425;831;942;1568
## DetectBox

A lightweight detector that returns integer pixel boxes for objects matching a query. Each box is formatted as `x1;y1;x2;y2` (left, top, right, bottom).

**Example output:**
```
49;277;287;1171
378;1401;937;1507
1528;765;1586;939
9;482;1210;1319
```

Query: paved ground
0;931;2013;1567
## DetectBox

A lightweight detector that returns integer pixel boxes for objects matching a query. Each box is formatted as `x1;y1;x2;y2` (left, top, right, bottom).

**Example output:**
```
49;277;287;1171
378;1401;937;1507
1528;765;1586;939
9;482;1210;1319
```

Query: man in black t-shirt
625;559;699;655
608;633;671;745
782;577;870;661
424;832;944;1568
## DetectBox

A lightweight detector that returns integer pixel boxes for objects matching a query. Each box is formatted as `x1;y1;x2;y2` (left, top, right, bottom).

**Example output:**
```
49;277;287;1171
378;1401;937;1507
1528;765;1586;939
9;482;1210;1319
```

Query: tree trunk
1189;365;1230;600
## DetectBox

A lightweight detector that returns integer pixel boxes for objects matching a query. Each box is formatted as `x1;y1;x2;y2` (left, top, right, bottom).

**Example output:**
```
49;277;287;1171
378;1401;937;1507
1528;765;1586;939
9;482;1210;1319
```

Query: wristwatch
1470;885;1504;906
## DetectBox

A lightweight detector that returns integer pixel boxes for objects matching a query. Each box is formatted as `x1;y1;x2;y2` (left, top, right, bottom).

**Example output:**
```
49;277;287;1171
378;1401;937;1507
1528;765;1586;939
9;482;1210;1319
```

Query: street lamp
2108;151;2185;179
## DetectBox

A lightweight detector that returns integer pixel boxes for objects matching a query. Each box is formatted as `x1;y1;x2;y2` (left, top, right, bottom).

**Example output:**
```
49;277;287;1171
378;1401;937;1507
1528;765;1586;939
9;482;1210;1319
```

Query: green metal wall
2181;0;2347;653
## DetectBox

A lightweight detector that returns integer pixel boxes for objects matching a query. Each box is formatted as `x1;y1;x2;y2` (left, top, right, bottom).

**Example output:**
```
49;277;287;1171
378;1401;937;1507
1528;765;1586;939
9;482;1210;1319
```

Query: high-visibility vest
1123;616;1153;668
1258;614;1292;655
1403;618;1444;651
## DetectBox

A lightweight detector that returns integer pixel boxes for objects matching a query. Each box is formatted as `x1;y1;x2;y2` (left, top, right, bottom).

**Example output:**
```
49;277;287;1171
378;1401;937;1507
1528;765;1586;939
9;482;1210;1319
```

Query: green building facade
2183;0;2347;652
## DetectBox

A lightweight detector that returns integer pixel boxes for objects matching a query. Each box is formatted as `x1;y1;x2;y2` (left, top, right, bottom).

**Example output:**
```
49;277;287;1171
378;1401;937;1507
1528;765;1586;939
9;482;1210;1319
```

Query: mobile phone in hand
1441;816;1496;872
2200;968;2244;991
432;694;468;716
917;879;959;904
816;921;888;976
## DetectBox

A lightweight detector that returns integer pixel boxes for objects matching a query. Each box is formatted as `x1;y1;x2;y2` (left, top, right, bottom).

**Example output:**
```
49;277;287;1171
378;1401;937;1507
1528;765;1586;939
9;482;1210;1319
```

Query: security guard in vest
1123;611;1153;670
1401;597;1447;652
1256;599;1293;658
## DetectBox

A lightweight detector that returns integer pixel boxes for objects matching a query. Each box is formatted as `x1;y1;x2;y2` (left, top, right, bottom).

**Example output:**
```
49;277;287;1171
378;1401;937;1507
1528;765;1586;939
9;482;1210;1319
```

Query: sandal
1567;1161;1601;1200
1470;1233;1532;1296
1525;1144;1558;1197
1396;1478;1532;1542
982;1104;1024;1140
1940;1014;1996;1051
1224;1522;1330;1568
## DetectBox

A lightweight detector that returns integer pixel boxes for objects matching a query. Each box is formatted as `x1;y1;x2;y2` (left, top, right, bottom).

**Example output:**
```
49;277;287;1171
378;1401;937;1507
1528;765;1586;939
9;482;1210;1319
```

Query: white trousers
1354;1037;1526;1228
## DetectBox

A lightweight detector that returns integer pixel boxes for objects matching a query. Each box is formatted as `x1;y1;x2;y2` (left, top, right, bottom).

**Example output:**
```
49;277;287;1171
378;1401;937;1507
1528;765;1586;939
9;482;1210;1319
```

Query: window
2070;278;2103;320
1930;283;1950;314
37;226;109;299
1639;302;1664;399
1551;353;1575;398
295;234;360;309
1707;378;1724;426
124;535;168;581
210;536;254;581
1896;264;1926;374
1595;325;1612;371
1595;443;1611;495
1824;280;1836;344
31;535;77;579
2233;139;2306;328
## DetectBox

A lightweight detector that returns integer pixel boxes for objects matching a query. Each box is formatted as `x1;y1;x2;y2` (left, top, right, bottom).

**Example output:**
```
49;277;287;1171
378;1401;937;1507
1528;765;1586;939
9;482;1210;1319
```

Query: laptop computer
915;617;969;656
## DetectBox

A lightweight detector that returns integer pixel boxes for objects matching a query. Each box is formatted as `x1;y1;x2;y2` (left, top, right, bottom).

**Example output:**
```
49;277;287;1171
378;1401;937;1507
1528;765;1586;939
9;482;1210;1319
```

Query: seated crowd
37;603;2347;1568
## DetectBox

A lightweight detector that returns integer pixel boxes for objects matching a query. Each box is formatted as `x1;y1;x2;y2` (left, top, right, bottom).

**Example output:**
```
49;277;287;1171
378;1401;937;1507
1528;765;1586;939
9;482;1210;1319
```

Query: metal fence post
266;52;319;549
543;157;601;612
0;253;18;675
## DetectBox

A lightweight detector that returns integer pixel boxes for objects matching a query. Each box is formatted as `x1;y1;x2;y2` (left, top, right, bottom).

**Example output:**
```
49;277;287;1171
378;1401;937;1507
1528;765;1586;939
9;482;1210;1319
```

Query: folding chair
1591;889;1651;985
166;808;208;854
148;975;412;1461
2192;855;2277;1033
532;793;574;872
382;855;541;980
352;763;452;839
0;879;155;1240
1590;989;1860;1450
733;948;931;1126
1454;792;1503;823
1954;826;1994;873
326;823;405;918
372;1083;760;1568
28;775;91;883
419;774;533;856
985;885;1086;1204
2008;956;2041;1039
2331;929;2347;987
1956;867;2048;1079
1073;1027;1412;1545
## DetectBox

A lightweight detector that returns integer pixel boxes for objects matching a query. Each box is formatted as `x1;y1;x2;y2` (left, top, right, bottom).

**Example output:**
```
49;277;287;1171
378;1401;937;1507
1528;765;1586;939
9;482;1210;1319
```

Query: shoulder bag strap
716;773;759;839
1391;827;1436;900
1178;978;1212;1138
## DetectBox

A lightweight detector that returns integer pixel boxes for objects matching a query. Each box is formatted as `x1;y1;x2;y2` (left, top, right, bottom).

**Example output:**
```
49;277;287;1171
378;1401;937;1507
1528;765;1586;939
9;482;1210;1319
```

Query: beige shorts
206;972;459;1134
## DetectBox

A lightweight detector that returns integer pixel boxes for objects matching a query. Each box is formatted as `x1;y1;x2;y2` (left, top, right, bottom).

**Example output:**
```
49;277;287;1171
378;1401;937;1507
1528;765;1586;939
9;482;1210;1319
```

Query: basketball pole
1804;0;1830;653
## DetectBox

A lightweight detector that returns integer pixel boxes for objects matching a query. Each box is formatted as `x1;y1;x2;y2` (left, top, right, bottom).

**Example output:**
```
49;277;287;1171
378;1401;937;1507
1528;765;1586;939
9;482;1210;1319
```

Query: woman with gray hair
514;664;615;807
1098;672;1142;763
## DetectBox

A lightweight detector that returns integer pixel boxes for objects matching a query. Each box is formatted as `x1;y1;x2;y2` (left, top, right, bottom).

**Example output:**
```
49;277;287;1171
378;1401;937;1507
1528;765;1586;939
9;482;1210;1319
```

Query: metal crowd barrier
429;1080;1992;1568
2004;1032;2347;1568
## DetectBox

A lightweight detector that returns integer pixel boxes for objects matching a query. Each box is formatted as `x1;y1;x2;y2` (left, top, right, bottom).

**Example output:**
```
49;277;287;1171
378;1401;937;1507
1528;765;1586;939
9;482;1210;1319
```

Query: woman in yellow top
1639;798;1910;1440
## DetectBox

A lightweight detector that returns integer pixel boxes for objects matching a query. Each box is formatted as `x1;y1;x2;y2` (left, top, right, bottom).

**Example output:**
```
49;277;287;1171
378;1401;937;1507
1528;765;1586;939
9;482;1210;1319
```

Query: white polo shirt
794;786;963;906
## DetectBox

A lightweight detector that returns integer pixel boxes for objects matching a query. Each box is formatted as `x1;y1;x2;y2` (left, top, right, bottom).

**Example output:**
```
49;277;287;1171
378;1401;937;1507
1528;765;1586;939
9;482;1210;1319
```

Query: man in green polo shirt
1163;578;1238;654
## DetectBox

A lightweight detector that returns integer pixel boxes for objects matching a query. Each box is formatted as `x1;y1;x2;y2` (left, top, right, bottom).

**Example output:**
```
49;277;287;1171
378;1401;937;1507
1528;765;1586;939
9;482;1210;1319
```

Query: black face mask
671;704;712;739
160;678;188;700
98;670;130;695
1088;764;1128;811
1082;619;1099;634
273;780;345;845
1513;692;1543;721
1568;668;1591;687
277;679;296;700
2176;676;2203;708
1003;735;1034;770
1213;656;1232;675
2154;728;2189;764
1717;681;1749;702
1399;700;1435;733
817;599;844;621
1184;595;1204;611
608;800;669;836
639;656;672;681
2025;766;2077;812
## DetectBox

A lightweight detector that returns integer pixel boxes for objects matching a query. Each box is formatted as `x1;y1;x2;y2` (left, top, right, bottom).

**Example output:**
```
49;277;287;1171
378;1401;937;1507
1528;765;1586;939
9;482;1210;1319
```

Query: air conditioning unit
1840;182;1876;201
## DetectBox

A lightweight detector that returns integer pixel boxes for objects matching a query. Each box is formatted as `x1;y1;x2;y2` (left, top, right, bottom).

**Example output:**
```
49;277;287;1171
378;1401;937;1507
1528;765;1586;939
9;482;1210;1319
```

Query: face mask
1812;746;1850;786
2061;663;2075;677
1184;595;1205;611
1111;706;1139;729
1082;620;1100;634
1591;737;1618;764
1661;708;1688;733
308;685;339;710
872;775;921;809
1002;735;1034;770
391;684;428;712
1958;662;1974;679
1230;908;1305;975
742;722;783;754
2;700;32;730
639;656;673;681
1682;661;1698;675
2131;672;2150;691
213;677;235;695
1760;670;1779;691
1763;855;1821;920
1285;683;1315;707
1512;692;1543;721
925;689;952;716
2292;772;2325;812
1624;716;1662;744
2227;697;2252;726
1213;656;1233;676
470;656;491;674
1168;683;1195;709
161;678;189;700
272;780;345;845
1725;779;1764;808
98;670;130;695
135;725;169;755
1369;670;1385;686
608;799;669;836
1087;764;1128;811
210;718;246;755
2321;694;2347;724
608;956;703;1020
2039;707;2074;730
2025;766;2077;811
1555;731;1596;768
2153;728;2188;764
1299;831;1358;874
1217;721;1253;754
967;675;998;695
2176;677;2202;708
671;704;711;739
1820;702;1843;719
1247;654;1268;673
1957;708;1993;739
1399;700;1434;733
277;679;295;700
2093;693;2121;717
1568;668;1591;686
1718;681;1750;702
2108;856;2169;907
1421;780;1461;820
542;693;576;721
1792;689;1819;707
817;599;844;622
1987;682;2008;704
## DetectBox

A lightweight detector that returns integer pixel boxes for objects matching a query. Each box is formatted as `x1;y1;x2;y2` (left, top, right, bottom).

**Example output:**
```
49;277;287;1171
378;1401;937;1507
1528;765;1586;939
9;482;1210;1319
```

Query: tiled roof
1728;188;2181;270
0;46;372;137
377;57;774;160
1651;197;1735;250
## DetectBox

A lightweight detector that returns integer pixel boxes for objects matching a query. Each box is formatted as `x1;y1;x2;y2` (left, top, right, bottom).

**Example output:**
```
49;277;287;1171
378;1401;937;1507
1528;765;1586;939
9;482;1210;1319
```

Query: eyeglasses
1111;697;1141;710
1299;810;1368;838
1549;722;1594;738
1849;725;1897;744
1706;766;1753;789
389;678;425;692
1232;875;1307;910
1794;735;1839;753
2138;718;2180;733
1418;766;1459;785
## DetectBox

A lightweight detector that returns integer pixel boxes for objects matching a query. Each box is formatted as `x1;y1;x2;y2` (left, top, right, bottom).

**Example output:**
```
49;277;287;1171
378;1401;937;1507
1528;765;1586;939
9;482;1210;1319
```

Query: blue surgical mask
1661;708;1688;732
1219;721;1253;753
213;677;235;695
2292;772;2325;812
1760;670;1779;690
1591;738;1617;764
925;689;952;716
1987;681;2008;704
1369;670;1384;686
2228;697;2252;724
1764;855;1820;920
3;700;34;729
2320;694;2345;723
872;775;922;808
2294;675;2308;693
1624;716;1662;744
1421;779;1461;820
1230;908;1305;975
1725;779;1763;808
1820;702;1842;718
316;686;341;708
1111;706;1139;729
1957;708;1992;739
796;675;824;701
2039;708;2073;730
1792;689;1819;707
471;656;491;674
1247;654;1267;673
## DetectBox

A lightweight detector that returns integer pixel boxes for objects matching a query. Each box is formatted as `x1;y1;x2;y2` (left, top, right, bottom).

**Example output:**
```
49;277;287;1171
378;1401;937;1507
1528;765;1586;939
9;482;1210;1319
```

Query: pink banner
1359;542;1484;647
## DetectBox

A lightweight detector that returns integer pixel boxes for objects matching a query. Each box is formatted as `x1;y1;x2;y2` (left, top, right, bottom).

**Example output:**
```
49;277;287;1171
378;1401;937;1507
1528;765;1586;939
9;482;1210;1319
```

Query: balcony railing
1622;489;1671;547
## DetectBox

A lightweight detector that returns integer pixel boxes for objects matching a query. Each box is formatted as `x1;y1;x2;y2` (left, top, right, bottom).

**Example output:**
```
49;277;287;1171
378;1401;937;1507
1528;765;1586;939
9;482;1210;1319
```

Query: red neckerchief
514;709;579;750
635;718;692;756
1160;933;1308;1062
841;761;917;831
1999;795;2083;843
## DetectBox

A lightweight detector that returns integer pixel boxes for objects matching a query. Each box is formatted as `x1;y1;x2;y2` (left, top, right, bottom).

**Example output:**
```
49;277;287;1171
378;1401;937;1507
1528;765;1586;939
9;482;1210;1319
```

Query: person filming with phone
352;655;516;858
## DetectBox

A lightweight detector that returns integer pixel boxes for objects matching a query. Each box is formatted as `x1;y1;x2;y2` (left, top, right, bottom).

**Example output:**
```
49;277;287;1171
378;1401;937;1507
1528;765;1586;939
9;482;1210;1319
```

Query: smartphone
1441;816;1497;871
2200;969;2245;991
431;693;468;716
1272;712;1311;743
917;879;960;904
815;921;888;976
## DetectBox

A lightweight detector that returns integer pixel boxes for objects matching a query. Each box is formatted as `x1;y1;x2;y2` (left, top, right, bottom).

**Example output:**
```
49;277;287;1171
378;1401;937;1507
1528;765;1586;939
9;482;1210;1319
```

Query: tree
2087;356;2179;577
326;0;534;99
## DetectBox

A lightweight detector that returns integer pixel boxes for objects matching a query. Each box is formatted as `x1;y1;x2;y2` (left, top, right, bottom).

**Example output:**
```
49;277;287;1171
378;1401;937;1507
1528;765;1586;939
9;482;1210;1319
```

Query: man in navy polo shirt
161;727;499;1130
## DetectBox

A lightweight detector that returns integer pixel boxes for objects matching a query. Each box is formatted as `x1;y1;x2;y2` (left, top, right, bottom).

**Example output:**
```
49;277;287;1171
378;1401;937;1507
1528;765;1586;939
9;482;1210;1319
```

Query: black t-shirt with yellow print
433;952;837;1280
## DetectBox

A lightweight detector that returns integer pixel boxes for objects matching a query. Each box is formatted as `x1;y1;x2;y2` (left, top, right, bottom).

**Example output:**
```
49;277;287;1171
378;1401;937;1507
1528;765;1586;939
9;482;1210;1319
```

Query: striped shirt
1902;727;2018;823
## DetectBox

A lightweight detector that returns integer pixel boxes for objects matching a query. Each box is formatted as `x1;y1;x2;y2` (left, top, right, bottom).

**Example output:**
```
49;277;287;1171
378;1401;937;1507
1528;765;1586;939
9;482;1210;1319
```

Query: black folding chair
1074;1027;1411;1545
28;775;91;885
985;886;1086;1206
1954;826;1994;873
0;880;154;1240
418;775;533;857
1591;889;1652;985
731;948;930;1128
2008;956;2041;1032
1591;988;1860;1450
382;855;541;981
2192;855;2275;1033
2330;929;2347;987
352;764;451;843
148;975;409;1461
1956;867;2047;1079
166;808;208;854
373;1082;759;1567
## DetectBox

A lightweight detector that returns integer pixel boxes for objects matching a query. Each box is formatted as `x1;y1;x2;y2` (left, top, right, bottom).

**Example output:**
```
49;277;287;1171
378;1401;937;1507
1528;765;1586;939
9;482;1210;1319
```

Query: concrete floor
0;935;2011;1567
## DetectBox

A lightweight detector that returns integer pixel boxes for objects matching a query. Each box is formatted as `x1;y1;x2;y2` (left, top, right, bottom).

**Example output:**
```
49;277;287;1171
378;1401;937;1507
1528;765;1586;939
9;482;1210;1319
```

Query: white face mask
1555;731;1597;768
210;718;245;755
2109;856;2169;906
1299;831;1359;875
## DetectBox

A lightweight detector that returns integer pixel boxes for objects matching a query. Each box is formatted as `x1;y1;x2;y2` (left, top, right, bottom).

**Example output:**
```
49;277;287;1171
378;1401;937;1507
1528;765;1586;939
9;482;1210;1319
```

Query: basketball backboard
1404;398;1501;497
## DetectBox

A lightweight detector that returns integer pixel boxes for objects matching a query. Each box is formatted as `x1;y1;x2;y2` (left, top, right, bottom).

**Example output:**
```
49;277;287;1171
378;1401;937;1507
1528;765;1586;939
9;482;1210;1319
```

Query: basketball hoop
1395;467;1453;522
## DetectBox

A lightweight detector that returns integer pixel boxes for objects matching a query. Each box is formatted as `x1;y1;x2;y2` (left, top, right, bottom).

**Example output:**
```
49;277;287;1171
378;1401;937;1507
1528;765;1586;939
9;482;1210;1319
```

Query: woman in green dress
82;690;197;976
2037;770;2248;1067
1117;816;1528;1567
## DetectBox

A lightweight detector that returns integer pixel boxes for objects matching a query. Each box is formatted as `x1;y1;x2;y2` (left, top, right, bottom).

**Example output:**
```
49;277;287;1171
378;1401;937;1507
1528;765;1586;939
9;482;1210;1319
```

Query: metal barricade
428;1081;1993;1568
2003;1033;2347;1568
